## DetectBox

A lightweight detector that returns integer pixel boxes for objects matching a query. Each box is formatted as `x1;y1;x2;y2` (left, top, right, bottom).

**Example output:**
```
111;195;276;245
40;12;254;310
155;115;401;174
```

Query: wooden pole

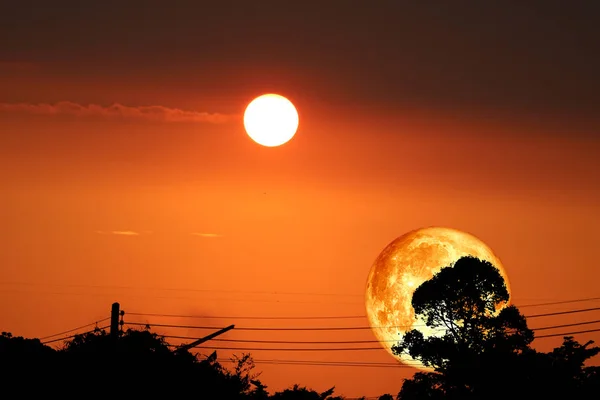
110;302;120;339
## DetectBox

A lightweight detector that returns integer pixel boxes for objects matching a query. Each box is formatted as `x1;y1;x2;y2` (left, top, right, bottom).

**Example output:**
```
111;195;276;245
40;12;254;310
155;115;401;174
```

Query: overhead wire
191;346;384;352
532;319;600;331
163;336;393;344
219;358;413;368
126;296;600;321
3;279;600;310
32;314;600;376
167;325;600;352
526;307;600;319
159;318;600;345
535;328;600;339
17;296;599;400
3;281;598;306
227;358;403;366
125;307;600;332
38;317;111;340
126;312;365;320
171;326;600;351
41;325;110;345
132;316;600;352
518;296;600;308
125;322;395;331
33;298;600;354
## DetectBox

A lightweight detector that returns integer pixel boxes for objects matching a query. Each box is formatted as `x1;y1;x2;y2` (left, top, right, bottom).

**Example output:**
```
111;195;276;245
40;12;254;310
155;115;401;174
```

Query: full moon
364;226;511;369
243;93;299;147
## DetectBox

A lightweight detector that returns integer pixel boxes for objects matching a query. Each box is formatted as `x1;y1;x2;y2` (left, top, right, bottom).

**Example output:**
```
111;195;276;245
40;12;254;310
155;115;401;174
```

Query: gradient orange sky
1;2;599;398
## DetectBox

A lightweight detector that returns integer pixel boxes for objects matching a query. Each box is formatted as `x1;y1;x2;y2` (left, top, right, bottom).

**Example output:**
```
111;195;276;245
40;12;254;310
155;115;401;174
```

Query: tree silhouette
0;331;56;388
392;256;600;400
532;336;600;399
392;256;533;372
0;327;272;398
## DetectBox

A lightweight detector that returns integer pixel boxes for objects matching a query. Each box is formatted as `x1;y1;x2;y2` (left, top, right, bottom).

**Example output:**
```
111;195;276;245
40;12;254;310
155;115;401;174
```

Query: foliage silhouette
393;256;533;371
0;327;267;398
0;331;56;383
0;327;354;399
392;256;600;400
269;384;344;400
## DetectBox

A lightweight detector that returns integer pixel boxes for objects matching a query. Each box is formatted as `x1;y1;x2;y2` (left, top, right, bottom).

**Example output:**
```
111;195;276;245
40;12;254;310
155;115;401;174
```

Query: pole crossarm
177;324;235;352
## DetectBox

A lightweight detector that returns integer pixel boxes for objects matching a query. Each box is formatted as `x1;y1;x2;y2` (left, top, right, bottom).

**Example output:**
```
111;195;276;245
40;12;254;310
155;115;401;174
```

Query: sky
1;1;599;397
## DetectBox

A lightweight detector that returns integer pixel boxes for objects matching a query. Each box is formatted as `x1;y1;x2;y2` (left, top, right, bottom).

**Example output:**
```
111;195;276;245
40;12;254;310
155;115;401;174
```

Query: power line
535;328;600;339
533;319;600;331
33;300;600;349
38;317;111;340
161;320;600;350
518;297;600;308
4;281;598;306
219;358;412;368
126;322;394;331
526;307;600;319
172;326;600;352
126;307;600;332
41;325;110;345
140;320;600;352
164;336;392;344
126;312;365;320
189;346;384;352
2;279;600;310
222;357;403;366
125;297;600;321
160;319;600;345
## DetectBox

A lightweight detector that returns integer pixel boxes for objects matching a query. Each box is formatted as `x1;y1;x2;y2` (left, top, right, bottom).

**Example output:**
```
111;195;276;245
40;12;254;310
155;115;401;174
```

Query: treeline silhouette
0;328;356;399
1;256;599;399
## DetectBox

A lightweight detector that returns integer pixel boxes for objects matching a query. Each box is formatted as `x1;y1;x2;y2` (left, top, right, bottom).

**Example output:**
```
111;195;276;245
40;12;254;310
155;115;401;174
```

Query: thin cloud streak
95;230;149;236
0;101;234;123
191;233;224;238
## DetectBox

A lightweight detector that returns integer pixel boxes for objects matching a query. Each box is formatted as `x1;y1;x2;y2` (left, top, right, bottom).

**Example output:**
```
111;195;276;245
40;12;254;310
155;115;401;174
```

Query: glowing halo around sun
243;93;299;147
364;226;511;370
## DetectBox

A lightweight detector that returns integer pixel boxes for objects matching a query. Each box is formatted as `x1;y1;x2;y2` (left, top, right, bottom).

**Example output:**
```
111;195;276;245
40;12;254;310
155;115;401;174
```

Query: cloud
95;230;150;236
191;232;223;238
0;101;234;123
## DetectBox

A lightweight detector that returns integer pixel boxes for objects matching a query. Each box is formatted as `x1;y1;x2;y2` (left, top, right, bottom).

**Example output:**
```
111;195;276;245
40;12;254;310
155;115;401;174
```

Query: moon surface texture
364;226;511;369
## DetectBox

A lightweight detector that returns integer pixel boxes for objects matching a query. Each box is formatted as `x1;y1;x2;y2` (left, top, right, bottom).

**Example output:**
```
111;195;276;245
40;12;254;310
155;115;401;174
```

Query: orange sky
1;2;600;397
2;103;599;396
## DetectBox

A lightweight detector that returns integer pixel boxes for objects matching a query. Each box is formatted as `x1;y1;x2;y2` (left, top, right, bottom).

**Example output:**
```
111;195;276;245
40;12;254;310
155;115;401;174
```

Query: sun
243;93;299;147
364;226;511;369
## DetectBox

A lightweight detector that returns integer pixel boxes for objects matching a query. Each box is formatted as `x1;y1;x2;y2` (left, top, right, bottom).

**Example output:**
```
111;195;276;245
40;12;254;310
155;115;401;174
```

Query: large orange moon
243;93;299;147
364;226;511;369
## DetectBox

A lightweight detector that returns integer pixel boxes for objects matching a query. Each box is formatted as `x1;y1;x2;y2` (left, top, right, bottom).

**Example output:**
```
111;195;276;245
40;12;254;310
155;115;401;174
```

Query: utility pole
110;302;120;339
177;324;234;353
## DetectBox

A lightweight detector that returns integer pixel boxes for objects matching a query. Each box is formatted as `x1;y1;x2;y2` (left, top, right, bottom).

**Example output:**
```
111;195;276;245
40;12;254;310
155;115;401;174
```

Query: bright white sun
243;93;299;147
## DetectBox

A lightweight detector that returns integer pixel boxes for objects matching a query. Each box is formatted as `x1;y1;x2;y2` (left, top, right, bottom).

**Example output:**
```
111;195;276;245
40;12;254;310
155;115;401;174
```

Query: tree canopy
392;256;599;399
0;328;348;399
393;256;533;372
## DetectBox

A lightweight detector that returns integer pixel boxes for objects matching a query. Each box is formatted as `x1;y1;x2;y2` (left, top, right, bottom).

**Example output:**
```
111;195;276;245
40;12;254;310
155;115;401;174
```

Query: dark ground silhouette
1;256;598;399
